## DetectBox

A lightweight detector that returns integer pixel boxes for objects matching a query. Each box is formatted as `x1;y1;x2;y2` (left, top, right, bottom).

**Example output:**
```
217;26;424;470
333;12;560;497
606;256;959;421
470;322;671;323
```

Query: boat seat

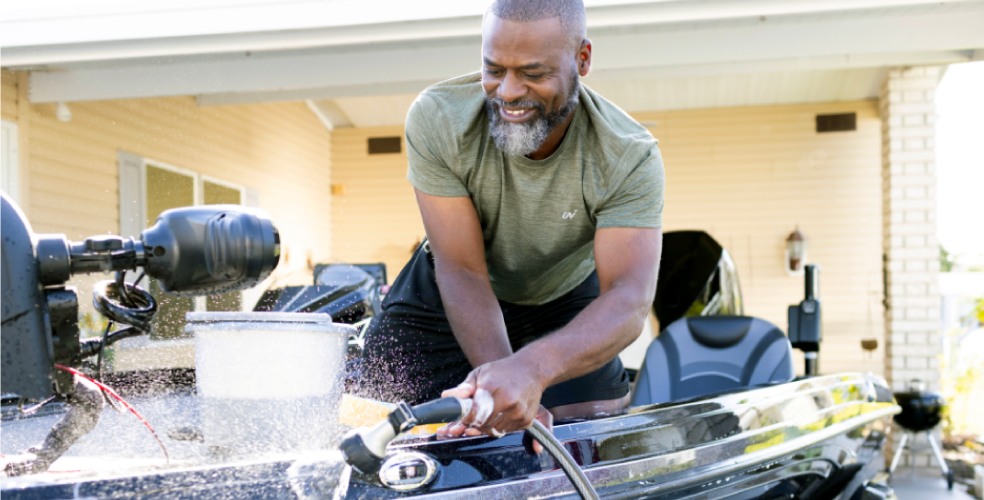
630;316;794;407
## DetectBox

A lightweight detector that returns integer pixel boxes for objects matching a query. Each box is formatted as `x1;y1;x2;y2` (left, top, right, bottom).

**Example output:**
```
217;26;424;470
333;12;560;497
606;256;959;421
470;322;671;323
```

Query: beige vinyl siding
1;70;17;122
330;126;425;280
24;94;330;255
330;99;885;376
636;100;884;376
1;71;333;314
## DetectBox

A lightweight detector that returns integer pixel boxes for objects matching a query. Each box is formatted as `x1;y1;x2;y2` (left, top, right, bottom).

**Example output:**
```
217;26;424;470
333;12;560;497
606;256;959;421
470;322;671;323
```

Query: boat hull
1;373;899;500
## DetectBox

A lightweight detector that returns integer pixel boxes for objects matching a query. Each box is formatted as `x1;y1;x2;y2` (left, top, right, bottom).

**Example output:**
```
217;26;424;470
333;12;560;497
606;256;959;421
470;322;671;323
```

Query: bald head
487;0;587;52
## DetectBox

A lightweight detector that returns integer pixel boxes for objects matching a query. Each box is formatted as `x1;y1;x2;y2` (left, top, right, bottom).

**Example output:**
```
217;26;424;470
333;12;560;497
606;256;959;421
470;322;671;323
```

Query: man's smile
498;105;536;123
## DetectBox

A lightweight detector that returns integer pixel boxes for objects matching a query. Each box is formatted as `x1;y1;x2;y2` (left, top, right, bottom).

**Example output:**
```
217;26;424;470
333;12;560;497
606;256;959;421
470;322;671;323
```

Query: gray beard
486;75;580;158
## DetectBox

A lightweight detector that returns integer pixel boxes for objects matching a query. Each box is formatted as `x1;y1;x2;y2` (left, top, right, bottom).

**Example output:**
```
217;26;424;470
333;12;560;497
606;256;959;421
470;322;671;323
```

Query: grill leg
889;432;909;475
927;432;949;475
911;432;918;478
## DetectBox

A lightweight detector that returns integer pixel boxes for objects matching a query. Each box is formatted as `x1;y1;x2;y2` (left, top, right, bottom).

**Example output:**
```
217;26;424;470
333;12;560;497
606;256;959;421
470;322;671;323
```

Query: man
360;0;664;444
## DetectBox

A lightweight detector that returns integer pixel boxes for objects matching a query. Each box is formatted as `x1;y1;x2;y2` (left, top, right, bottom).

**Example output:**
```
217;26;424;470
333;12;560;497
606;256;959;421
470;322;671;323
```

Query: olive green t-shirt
406;72;664;306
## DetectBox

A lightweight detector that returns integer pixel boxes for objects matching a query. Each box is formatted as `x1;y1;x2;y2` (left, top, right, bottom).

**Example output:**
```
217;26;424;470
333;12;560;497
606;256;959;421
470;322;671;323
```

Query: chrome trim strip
416;377;899;499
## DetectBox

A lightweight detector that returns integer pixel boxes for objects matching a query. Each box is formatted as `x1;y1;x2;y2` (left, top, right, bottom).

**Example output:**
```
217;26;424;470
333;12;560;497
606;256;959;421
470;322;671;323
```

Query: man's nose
497;71;526;104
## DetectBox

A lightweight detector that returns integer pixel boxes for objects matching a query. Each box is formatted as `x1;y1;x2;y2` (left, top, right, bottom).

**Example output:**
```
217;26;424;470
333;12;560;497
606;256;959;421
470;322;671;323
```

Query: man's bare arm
517;227;662;387
447;226;662;435
413;188;512;366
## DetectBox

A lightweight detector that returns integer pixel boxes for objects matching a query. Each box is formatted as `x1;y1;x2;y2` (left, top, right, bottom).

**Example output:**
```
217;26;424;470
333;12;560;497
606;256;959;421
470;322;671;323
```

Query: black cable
92;278;157;332
90;270;157;414
96;272;134;380
96;319;114;381
116;271;132;307
80;327;145;358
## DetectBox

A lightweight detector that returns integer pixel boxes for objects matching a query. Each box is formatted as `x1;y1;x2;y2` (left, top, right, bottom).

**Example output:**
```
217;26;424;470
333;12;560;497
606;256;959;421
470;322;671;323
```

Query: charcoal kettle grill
888;379;954;489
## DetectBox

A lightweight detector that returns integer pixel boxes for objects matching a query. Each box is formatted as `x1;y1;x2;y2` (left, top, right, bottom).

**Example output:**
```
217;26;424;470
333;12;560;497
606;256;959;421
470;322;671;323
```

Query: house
3;2;984;467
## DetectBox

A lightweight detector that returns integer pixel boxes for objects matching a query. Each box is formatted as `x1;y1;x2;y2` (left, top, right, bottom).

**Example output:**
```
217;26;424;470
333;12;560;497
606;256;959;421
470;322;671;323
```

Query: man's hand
436;356;554;453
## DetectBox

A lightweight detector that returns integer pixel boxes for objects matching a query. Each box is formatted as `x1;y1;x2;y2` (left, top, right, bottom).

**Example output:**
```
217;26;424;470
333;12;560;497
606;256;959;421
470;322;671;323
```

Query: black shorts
356;243;631;407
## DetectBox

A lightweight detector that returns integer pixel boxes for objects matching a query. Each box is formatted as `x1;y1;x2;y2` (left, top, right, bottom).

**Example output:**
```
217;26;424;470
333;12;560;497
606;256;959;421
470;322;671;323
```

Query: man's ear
577;39;592;77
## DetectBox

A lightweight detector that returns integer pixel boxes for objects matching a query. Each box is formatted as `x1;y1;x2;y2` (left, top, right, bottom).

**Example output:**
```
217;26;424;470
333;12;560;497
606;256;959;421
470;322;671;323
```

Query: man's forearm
516;278;651;389
434;262;513;367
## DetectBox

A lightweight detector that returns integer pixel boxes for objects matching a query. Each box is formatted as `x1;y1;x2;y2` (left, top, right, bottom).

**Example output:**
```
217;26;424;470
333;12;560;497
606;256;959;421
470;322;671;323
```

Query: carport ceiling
316;68;887;127
321;66;890;128
3;0;983;115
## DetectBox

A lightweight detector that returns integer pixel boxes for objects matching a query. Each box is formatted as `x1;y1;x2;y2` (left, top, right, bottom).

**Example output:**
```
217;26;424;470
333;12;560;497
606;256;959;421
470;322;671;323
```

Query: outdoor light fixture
785;227;807;275
56;102;72;122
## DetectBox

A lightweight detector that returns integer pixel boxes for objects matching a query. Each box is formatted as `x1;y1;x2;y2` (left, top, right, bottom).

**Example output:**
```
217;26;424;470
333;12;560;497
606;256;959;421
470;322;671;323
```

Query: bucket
186;312;356;456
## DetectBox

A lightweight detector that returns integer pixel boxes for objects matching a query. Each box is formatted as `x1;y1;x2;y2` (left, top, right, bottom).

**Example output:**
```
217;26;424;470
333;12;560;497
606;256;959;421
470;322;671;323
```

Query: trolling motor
0;192;280;474
787;264;822;376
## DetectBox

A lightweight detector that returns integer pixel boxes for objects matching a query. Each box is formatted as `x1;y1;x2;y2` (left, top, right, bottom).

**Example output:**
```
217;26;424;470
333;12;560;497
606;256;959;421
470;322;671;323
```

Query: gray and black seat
630;316;794;407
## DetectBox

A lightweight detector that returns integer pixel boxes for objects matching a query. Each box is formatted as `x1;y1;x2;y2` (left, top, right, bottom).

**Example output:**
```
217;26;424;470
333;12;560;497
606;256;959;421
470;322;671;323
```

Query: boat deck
893;476;976;500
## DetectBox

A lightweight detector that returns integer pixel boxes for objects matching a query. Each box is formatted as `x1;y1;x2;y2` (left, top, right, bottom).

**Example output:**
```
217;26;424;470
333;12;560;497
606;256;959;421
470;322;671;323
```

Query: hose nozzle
339;397;470;475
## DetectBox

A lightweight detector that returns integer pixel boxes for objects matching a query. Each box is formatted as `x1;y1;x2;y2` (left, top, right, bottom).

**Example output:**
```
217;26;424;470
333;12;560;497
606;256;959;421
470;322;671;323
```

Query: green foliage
941;245;956;272
78;311;109;339
940;298;984;438
974;297;984;324
942;361;983;437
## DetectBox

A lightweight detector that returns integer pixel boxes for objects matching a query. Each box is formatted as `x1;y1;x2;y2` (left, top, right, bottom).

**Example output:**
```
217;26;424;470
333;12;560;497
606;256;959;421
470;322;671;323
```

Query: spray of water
287;451;352;500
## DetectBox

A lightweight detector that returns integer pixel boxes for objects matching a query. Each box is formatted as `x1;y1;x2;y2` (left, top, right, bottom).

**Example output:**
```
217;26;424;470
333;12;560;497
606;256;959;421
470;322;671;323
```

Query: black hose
92;278;157;332
527;420;600;500
340;397;601;500
89;271;157;383
80;327;145;359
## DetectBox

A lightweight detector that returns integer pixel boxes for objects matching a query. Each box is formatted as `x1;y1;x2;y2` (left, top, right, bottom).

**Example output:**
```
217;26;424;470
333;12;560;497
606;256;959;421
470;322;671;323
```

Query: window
119;152;254;339
200;177;245;314
1;120;18;202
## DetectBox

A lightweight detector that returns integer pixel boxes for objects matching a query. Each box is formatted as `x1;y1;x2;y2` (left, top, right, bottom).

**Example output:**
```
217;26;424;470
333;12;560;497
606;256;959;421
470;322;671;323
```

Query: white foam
195;329;345;400
189;315;354;455
472;389;494;426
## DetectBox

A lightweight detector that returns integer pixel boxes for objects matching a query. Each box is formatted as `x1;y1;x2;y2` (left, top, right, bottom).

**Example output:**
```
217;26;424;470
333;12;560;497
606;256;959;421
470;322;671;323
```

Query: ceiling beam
195;50;971;106
305;99;353;129
26;5;984;104
198;80;436;106
588;51;974;82
4;0;980;62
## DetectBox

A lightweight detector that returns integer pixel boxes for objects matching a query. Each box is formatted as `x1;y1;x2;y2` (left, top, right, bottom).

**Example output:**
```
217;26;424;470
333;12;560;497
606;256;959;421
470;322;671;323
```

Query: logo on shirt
562;210;578;220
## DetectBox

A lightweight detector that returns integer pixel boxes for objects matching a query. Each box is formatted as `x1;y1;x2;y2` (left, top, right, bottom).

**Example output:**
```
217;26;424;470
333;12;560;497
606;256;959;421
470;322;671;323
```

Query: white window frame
143;160;246;312
143;158;202;209
200;174;246;206
1;120;19;203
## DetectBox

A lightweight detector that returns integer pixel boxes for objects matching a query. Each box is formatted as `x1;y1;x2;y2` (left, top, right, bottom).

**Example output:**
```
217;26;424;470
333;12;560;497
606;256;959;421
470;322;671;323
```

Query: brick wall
880;66;944;470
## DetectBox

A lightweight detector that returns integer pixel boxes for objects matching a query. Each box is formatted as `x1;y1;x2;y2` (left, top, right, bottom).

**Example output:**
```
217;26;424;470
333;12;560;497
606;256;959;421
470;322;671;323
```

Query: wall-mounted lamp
56;102;72;122
785;227;807;275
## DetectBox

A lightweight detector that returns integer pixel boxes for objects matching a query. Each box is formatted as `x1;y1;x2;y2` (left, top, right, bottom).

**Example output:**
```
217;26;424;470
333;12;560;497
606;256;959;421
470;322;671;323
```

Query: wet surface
1;373;901;500
2;394;205;470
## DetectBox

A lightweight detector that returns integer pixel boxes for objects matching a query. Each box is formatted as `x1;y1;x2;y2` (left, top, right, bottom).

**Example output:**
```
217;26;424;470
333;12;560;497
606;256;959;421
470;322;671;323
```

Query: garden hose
339;397;601;500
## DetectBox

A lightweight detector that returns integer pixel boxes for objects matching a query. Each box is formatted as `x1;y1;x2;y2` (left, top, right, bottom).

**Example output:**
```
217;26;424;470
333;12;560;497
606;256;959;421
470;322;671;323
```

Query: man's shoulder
580;84;658;155
579;84;661;177
408;72;486;133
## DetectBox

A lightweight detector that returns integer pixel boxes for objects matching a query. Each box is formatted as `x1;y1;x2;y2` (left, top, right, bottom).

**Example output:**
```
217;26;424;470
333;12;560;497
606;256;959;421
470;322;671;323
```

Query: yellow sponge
338;395;448;436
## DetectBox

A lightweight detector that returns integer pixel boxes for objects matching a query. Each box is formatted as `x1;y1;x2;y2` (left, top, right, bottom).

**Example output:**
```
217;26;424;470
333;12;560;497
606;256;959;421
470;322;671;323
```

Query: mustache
487;96;546;114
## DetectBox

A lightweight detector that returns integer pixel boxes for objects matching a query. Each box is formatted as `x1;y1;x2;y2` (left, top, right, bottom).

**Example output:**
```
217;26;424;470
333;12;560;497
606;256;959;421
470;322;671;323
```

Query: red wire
54;364;169;464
